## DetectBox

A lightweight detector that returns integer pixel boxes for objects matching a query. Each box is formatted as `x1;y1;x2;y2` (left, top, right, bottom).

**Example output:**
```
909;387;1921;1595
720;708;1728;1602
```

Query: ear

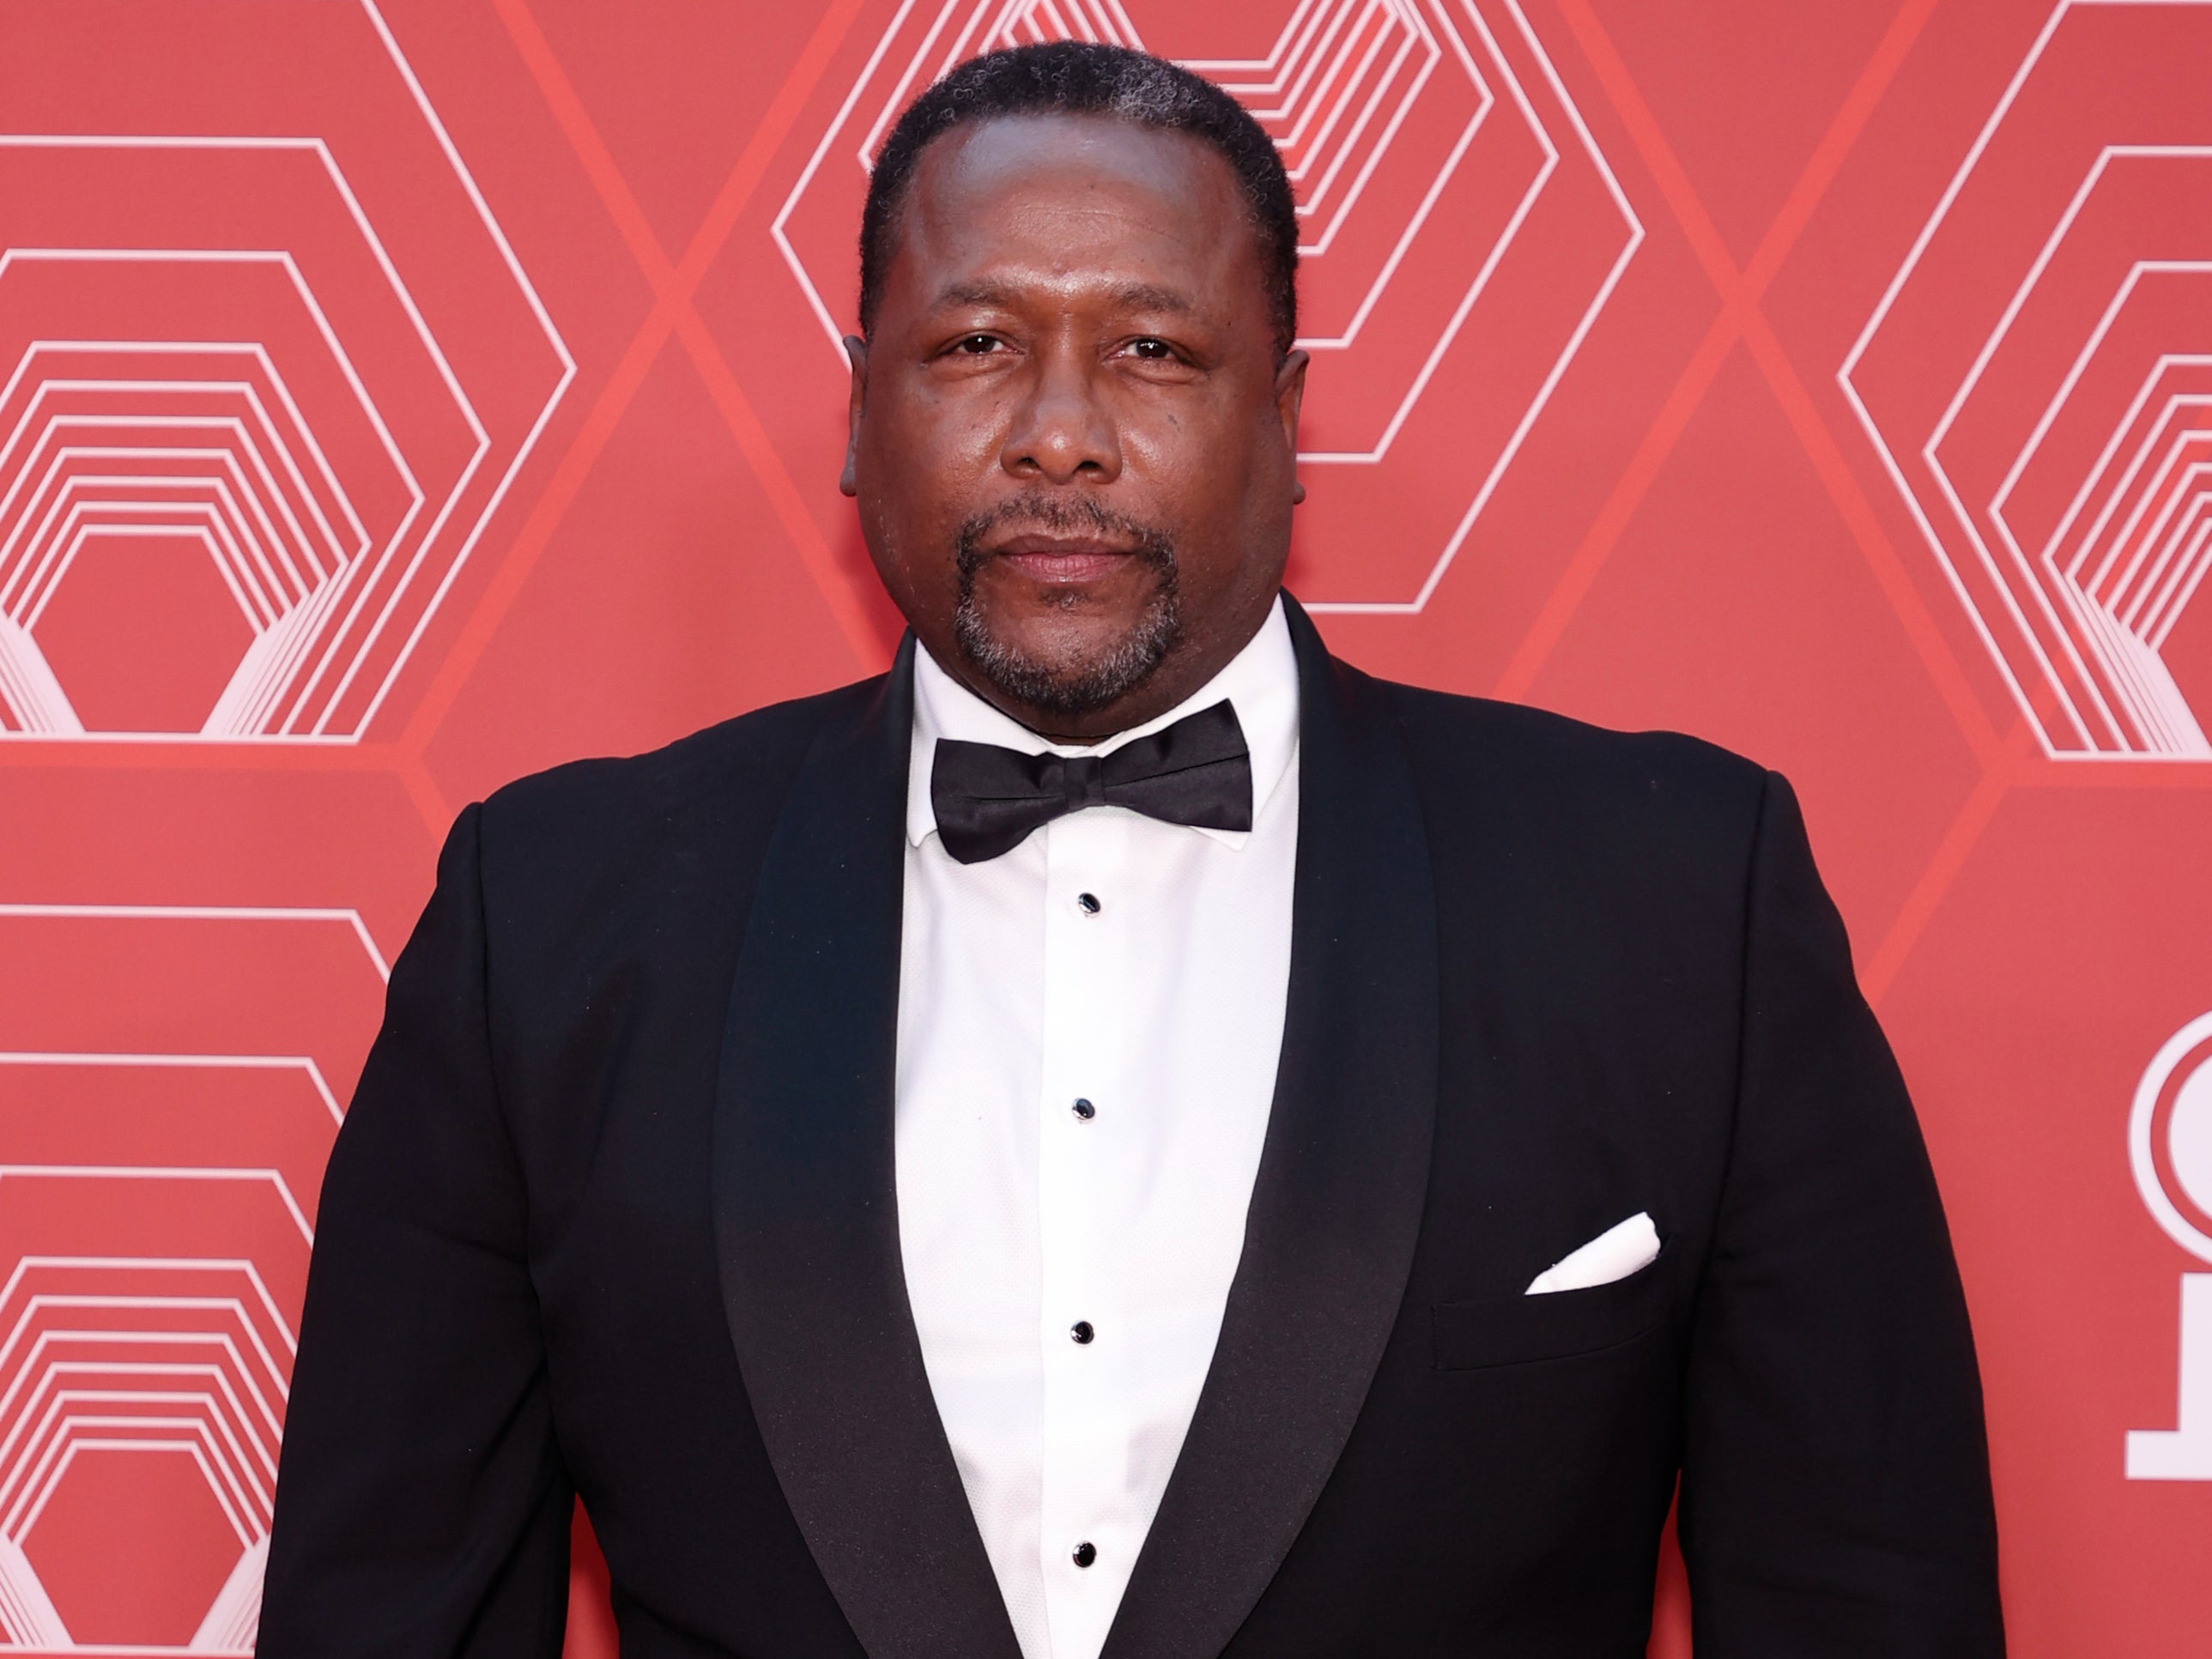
839;333;869;499
1275;348;1309;506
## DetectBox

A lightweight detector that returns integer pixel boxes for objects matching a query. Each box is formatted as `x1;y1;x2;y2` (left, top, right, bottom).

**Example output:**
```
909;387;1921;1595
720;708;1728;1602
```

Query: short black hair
859;41;1299;355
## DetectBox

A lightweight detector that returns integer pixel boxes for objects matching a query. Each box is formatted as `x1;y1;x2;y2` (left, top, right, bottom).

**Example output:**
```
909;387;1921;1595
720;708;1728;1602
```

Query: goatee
951;497;1180;719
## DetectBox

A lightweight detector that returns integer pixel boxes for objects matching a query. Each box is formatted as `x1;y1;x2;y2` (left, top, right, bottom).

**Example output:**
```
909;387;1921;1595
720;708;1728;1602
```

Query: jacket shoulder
1379;678;1772;856
470;676;880;907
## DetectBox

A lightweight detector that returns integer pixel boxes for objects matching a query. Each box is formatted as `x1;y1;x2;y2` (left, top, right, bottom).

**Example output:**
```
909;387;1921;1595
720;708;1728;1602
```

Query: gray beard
952;499;1180;720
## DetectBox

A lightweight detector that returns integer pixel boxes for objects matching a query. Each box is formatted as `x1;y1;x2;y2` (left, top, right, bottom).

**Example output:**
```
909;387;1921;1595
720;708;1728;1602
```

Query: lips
985;537;1140;584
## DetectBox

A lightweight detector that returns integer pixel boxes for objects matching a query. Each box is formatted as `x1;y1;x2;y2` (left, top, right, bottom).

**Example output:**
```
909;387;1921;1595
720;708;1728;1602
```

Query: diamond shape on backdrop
771;0;1641;609
423;337;877;799
1844;0;2212;759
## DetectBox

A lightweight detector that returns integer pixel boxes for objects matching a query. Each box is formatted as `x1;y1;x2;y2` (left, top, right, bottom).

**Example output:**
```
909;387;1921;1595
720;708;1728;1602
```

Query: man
260;41;2003;1658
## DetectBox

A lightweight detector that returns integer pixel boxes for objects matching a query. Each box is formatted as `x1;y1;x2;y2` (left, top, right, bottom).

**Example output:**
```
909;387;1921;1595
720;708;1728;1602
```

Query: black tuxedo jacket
261;599;2002;1657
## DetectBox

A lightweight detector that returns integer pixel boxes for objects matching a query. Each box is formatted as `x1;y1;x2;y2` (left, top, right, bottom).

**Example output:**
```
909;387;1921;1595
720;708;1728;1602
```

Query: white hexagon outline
0;332;398;736
0;238;457;742
16;1409;258;1547
2109;436;2212;634
0;1262;295;1456
1840;0;2212;759
0;1258;293;1651
3;470;287;609
846;0;1461;260
32;523;249;633
2046;361;2212;606
810;0;1463;343
1200;3;1441;245
1991;271;2212;753
0;0;576;742
0;352;385;663
2034;360;2212;744
0;342;378;590
0;1255;307;1649
0;1053;345;1246
0;903;383;1649
780;1;1590;399
3;1353;282;1505
3;435;335;637
773;0;1639;613
14;490;295;640
0;906;383;1272
18;522;264;735
0;246;449;736
1941;164;2212;757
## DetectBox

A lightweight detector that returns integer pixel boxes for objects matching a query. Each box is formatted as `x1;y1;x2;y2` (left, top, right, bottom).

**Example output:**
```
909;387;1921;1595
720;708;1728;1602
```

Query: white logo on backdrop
2126;1009;2212;1479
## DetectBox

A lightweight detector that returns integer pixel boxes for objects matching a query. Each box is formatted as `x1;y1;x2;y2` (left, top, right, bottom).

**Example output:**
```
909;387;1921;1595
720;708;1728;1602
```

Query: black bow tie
929;699;1255;865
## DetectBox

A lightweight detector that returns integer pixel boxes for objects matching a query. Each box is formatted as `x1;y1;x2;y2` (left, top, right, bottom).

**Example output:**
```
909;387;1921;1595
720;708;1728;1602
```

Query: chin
998;604;1144;658
954;599;1180;723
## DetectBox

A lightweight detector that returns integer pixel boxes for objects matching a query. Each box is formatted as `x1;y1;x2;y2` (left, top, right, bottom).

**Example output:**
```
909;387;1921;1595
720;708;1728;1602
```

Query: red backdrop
0;0;2207;1652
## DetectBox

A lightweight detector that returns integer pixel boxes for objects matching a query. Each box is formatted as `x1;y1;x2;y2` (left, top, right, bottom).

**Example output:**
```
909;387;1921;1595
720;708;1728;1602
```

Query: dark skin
840;112;1307;742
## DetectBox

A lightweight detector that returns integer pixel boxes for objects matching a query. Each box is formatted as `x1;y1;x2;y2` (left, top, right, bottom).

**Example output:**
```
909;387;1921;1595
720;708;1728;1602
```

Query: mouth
983;536;1142;585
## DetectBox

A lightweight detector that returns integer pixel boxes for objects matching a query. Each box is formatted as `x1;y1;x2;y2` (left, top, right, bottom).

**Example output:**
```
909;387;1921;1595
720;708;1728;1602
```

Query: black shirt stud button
1072;1098;1096;1121
1077;892;1101;915
1070;1320;1094;1345
1073;1541;1097;1568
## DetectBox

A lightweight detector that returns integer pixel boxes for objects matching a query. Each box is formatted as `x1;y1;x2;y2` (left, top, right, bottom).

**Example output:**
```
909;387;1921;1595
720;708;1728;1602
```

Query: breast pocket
1429;1245;1675;1371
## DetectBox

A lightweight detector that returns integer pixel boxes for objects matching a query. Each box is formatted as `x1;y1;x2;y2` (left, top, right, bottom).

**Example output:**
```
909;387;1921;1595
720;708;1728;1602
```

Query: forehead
889;112;1261;309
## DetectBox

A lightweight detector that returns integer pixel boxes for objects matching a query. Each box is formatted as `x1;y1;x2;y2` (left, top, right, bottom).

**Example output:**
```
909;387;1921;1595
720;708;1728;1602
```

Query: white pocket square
1524;1212;1662;1294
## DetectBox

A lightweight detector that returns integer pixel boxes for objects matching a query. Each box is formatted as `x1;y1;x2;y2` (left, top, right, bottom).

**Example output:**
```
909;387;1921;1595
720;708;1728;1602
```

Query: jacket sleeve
259;804;573;1656
1677;772;2004;1656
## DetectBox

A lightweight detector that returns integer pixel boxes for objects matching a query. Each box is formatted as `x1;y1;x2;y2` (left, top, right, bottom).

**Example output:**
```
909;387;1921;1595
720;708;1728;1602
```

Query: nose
1001;342;1121;485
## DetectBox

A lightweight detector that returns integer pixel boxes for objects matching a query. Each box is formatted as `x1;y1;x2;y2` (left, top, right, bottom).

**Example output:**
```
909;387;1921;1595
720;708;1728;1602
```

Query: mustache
954;495;1176;572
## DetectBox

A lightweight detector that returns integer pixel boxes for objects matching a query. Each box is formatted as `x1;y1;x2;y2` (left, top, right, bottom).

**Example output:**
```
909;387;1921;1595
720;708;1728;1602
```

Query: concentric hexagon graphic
774;0;1641;609
0;318;407;736
1843;0;2212;759
0;1260;290;1646
0;905;386;1651
0;0;573;741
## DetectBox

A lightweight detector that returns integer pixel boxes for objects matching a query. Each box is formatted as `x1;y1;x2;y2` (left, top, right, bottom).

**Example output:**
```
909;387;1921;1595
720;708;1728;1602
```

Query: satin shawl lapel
712;639;1022;1659
1100;597;1441;1659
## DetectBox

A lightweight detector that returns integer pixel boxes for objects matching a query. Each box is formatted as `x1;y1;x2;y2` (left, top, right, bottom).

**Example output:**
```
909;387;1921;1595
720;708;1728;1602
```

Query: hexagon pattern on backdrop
1845;0;2212;759
773;0;1642;609
0;5;572;742
0;907;385;1650
4;1;2212;1656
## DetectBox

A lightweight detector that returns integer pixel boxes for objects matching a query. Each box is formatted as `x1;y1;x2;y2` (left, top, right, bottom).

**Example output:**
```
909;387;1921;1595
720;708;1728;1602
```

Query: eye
950;333;1002;355
1124;337;1177;360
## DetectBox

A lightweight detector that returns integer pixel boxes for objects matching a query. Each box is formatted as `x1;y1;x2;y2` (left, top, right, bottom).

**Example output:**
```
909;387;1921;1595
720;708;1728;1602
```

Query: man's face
842;112;1306;741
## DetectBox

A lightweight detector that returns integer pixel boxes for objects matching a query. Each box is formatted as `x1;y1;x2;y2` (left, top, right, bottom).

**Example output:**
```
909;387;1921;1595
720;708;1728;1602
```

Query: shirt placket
1035;805;1130;1655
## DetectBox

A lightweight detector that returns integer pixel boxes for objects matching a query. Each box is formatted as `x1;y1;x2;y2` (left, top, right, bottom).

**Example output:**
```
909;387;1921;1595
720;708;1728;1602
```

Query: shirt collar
906;594;1300;850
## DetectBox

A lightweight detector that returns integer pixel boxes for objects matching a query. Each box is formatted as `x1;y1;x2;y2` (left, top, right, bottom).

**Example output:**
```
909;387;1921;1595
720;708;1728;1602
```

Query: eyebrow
930;278;1201;318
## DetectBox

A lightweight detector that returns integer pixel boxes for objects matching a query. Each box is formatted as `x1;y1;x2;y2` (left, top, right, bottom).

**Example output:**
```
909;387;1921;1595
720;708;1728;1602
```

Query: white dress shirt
894;598;1300;1659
